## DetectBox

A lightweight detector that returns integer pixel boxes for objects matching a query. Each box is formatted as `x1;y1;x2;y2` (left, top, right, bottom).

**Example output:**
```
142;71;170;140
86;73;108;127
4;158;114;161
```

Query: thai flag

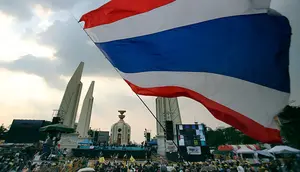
80;0;291;143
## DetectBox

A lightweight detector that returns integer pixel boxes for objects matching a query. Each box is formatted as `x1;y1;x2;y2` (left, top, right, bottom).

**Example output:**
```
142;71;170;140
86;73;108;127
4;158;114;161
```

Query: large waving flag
80;0;291;143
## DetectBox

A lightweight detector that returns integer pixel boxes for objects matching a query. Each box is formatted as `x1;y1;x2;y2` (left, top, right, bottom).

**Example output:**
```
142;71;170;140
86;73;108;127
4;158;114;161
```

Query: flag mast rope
70;12;186;162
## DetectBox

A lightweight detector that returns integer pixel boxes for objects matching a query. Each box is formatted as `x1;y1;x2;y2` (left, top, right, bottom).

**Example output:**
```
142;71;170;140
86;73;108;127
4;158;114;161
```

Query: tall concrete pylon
156;97;182;156
76;81;95;138
58;62;84;128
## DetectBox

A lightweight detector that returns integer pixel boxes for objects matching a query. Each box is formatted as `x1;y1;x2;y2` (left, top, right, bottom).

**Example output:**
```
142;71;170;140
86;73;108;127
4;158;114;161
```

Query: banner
166;140;177;152
187;146;201;155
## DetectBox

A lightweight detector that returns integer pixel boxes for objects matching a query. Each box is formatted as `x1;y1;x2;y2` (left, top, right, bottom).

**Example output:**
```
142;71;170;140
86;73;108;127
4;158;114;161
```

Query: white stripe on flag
85;0;270;43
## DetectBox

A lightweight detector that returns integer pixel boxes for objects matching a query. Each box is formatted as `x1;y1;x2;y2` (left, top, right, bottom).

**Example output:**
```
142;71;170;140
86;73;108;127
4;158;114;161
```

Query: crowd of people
0;145;37;172
1;143;300;172
14;157;299;172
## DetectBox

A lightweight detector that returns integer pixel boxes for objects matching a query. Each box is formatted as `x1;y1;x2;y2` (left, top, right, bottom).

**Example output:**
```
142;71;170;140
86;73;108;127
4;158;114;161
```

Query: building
110;111;131;145
5;119;51;143
76;81;95;138
156;97;182;156
57;62;84;128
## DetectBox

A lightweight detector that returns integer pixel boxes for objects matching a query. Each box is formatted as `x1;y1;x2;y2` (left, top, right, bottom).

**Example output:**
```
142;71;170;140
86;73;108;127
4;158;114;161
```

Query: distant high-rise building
76;81;95;138
58;62;84;128
156;97;182;156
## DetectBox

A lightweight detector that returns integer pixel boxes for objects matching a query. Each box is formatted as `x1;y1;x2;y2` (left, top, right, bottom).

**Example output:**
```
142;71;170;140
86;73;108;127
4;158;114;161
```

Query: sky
0;0;299;143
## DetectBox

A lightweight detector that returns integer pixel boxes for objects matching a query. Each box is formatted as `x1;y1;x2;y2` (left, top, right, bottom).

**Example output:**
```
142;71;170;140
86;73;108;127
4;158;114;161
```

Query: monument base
58;133;79;149
77;137;93;145
156;135;166;157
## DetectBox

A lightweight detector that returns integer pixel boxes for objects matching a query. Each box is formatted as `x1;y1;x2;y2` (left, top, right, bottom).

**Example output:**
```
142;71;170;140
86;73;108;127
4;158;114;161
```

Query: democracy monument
54;62;95;149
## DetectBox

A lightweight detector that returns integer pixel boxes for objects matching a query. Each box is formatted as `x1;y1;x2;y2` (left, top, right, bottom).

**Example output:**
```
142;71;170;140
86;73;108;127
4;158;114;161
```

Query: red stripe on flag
80;0;175;29
125;80;282;143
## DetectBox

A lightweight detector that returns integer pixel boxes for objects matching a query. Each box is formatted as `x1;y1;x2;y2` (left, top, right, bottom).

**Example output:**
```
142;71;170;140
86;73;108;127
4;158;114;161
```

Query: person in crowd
236;162;245;172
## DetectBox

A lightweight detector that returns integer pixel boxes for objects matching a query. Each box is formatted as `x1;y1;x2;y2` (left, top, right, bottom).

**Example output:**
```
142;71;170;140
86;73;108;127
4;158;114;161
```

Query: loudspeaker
93;131;99;143
146;133;151;142
165;121;173;140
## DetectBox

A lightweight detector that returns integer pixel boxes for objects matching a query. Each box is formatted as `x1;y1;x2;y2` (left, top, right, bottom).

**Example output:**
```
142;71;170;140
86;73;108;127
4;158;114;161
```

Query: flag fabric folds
80;0;291;143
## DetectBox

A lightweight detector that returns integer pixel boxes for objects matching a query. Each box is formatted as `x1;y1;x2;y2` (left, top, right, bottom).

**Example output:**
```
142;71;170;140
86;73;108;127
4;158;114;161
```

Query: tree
206;126;259;148
278;105;300;149
240;134;258;144
0;124;7;133
206;105;300;149
0;124;7;140
223;127;242;145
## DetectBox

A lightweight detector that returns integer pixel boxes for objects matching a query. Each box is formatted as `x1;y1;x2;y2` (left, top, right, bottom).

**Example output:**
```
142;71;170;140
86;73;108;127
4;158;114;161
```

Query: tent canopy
218;145;260;151
256;150;275;158
236;147;255;154
268;146;300;154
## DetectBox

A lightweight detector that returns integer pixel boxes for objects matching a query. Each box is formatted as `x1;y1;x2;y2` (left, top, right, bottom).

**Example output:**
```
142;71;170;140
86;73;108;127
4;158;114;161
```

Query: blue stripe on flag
97;14;291;92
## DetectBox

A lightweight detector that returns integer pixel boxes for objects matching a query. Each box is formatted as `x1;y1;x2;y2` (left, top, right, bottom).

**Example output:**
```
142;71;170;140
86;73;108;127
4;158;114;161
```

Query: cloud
0;17;118;90
0;0;108;23
37;18;116;77
0;12;56;62
0;68;63;125
0;0;80;21
0;55;66;89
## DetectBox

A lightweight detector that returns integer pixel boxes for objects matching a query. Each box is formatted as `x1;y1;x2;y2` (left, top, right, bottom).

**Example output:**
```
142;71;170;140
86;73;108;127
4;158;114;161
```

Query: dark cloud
0;1;32;20
0;0;81;20
0;18;118;90
0;0;116;91
37;18;117;77
0;55;66;89
0;0;115;91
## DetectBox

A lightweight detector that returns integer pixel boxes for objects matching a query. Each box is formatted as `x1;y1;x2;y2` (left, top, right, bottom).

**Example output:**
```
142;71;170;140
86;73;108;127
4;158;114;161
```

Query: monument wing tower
58;62;84;128
76;81;95;138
